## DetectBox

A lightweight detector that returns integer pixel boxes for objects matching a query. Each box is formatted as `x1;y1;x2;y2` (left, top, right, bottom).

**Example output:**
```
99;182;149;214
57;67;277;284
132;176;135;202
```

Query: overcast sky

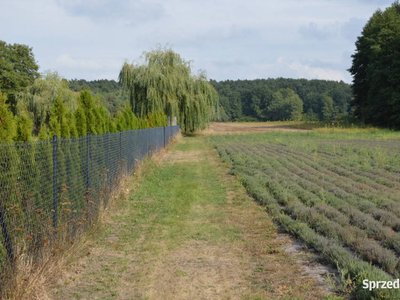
0;0;395;83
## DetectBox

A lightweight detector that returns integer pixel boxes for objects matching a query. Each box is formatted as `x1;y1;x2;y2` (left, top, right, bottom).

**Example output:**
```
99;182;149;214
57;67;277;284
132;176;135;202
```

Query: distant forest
210;78;353;122
69;78;353;123
69;79;129;116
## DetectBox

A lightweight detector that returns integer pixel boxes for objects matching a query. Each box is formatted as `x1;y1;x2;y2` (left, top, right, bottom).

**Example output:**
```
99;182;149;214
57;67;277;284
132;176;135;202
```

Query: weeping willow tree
119;47;219;133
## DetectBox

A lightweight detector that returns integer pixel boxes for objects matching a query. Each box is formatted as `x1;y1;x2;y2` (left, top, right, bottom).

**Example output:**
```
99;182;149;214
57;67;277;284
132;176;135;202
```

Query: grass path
48;136;331;300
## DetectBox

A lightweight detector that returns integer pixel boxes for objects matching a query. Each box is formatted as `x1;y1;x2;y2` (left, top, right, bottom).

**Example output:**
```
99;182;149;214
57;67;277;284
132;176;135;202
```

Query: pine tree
108;120;117;133
93;105;105;134
114;110;126;131
15;111;33;142
78;90;97;134
114;105;139;131
38;125;49;140
123;105;138;129
138;117;149;129
75;107;87;136
98;106;112;133
48;97;66;137
66;111;78;137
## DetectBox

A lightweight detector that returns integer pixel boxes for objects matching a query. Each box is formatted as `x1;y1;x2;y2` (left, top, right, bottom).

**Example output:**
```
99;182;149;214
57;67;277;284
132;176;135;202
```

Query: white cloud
0;0;391;82
54;54;122;79
277;57;347;82
299;22;338;40
56;54;100;70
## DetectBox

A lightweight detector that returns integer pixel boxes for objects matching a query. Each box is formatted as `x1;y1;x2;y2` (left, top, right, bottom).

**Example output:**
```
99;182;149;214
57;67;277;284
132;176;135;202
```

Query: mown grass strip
50;136;334;300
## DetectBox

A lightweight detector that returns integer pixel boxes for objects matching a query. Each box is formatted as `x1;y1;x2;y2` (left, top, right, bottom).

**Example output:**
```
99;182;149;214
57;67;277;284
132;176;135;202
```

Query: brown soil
205;122;307;135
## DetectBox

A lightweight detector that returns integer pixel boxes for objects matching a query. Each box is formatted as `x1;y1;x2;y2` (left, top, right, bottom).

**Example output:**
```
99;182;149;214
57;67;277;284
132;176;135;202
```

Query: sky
0;0;395;83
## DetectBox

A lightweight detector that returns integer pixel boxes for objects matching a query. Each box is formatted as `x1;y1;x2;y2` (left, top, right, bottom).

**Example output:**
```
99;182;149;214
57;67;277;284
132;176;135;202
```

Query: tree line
210;78;352;122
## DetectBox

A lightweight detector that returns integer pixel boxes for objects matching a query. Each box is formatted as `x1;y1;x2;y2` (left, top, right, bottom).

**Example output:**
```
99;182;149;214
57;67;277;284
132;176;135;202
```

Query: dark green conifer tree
15;111;33;142
49;97;68;137
138;117;149;129
108;120;117;133
78;90;97;134
114;111;125;131
75;107;87;137
65;111;78;138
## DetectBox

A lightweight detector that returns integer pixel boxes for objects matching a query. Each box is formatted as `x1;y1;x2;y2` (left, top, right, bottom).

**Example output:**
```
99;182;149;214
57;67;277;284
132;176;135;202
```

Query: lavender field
211;130;400;299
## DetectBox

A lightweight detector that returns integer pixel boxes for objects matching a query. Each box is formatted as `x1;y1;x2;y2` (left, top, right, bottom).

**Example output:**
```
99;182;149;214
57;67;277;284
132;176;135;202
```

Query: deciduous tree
349;1;400;128
0;41;39;113
119;47;218;133
267;88;303;121
0;90;16;142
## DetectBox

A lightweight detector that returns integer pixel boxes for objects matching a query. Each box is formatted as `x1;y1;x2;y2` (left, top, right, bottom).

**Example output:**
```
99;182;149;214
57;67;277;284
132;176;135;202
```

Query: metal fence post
87;133;91;190
163;126;166;148
129;130;133;172
147;129;149;155
52;134;58;230
119;130;122;162
131;130;135;172
106;132;110;189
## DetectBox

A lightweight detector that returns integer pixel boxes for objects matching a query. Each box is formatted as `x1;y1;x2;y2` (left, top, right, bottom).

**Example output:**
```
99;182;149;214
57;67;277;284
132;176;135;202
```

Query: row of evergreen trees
0;88;168;143
0;86;170;281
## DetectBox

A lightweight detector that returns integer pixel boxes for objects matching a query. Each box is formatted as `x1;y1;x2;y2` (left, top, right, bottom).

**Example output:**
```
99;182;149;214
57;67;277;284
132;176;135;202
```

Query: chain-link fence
0;125;180;295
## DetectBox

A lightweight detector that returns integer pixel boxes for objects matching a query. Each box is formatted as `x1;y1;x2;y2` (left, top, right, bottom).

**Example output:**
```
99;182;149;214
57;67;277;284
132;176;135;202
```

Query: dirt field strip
205;122;307;135
46;134;335;300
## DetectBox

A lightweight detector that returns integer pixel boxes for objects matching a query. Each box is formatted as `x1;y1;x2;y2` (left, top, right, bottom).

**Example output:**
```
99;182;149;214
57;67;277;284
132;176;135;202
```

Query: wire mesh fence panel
0;125;179;296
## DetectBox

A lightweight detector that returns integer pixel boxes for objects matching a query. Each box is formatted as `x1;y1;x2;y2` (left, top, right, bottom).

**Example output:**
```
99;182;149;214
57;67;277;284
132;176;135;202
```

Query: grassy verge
46;135;336;300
